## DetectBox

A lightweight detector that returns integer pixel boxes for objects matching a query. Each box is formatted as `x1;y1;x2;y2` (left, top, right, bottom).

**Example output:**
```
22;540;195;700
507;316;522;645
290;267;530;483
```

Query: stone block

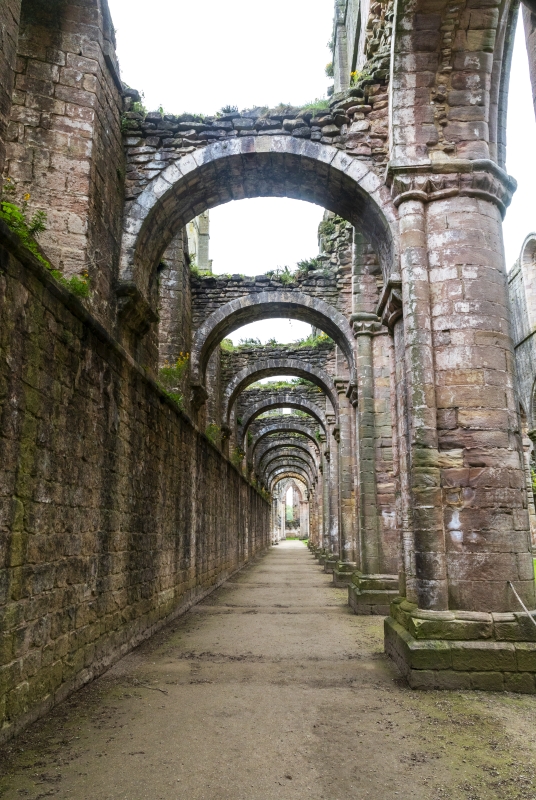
504;672;536;694
450;641;516;672
515;643;536;671
469;671;505;691
408;669;472;690
408;615;493;641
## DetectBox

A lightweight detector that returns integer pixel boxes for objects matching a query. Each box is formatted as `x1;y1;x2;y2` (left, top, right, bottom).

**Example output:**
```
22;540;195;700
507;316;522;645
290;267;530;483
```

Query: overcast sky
108;0;536;343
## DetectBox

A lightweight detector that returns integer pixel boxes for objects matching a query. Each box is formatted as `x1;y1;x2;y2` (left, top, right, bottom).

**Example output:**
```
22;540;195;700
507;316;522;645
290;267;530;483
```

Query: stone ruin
1;0;536;744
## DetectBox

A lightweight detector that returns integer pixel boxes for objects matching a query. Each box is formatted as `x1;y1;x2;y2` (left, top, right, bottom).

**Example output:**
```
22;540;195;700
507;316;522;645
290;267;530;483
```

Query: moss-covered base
385;596;536;693
348;573;399;615
332;561;357;587
323;555;339;574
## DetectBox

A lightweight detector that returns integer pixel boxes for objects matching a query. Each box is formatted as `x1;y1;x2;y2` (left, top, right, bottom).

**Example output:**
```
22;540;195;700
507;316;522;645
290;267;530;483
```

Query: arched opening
120;138;397;310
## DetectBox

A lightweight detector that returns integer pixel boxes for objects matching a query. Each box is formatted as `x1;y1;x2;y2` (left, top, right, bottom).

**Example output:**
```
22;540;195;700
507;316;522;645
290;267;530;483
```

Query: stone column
300;499;310;539
333;379;357;585
384;163;536;691
353;320;382;575
324;418;340;573
320;437;331;562
396;195;448;611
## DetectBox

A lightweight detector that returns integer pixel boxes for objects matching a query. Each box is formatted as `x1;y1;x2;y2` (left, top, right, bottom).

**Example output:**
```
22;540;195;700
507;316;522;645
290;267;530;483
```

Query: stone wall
0;0;21;173
220;342;337;391
0;223;270;743
3;0;124;328
190;269;351;332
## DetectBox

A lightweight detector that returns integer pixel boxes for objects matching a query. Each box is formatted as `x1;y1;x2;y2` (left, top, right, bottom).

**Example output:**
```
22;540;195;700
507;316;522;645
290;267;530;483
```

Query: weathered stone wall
220;343;337;391
0;224;270;743
158;230;191;366
3;0;124;328
0;0;21;173
190;270;350;332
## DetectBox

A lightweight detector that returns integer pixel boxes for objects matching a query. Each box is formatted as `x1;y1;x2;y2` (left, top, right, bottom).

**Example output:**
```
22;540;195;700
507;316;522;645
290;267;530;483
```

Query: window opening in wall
504;12;536;268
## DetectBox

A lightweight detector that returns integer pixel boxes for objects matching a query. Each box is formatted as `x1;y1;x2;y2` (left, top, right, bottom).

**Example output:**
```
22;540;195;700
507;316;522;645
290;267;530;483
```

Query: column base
332;562;358;588
348;573;399;615
324;555;339;574
384;597;536;693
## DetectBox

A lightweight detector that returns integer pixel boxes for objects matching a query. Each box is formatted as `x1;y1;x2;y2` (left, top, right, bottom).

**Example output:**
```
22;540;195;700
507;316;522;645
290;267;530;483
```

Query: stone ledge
385;617;536;693
347;573;399;615
390;595;536;642
332;561;357;587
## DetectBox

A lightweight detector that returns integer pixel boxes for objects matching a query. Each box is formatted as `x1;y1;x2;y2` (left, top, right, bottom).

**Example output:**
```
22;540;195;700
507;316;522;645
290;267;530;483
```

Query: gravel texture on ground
1;541;535;800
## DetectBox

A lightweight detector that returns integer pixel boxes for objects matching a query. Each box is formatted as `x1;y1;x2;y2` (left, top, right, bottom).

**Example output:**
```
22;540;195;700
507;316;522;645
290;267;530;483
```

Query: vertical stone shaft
336;381;357;563
399;199;448;610
328;431;340;556
356;332;381;574
391;321;411;598
321;447;331;551
427;195;536;612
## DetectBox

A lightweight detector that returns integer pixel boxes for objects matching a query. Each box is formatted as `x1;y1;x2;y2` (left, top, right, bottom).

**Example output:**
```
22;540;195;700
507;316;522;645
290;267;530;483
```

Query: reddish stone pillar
426;190;535;612
385;163;536;691
398;197;448;611
334;379;357;581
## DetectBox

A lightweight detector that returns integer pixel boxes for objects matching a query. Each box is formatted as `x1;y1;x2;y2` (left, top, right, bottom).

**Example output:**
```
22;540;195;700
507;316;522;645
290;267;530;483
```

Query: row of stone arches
3;0;536;749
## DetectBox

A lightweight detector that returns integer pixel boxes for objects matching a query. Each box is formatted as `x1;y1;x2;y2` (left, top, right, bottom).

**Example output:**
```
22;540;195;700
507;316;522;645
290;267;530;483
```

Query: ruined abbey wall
0;225;270;743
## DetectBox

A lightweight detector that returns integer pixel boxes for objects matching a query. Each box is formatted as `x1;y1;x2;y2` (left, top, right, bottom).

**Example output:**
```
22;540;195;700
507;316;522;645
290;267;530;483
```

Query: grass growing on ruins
157;354;189;410
231;447;245;467
205;423;221;446
0;178;91;298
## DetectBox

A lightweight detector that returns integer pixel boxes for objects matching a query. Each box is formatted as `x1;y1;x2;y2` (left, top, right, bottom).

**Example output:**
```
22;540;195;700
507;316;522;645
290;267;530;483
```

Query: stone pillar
523;431;536;549
354;322;382;574
320;437;331;558
397;196;448;610
300;499;310;539
324;419;340;573
385;163;536;691
336;380;357;559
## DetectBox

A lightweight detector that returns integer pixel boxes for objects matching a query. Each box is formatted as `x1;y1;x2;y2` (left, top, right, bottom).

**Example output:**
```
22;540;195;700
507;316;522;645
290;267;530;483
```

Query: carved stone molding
350;311;383;337
333;377;350;394
377;274;403;333
386;159;517;218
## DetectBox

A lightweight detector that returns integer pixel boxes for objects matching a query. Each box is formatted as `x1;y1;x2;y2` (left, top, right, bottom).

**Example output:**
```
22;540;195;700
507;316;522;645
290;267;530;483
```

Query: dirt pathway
1;541;536;800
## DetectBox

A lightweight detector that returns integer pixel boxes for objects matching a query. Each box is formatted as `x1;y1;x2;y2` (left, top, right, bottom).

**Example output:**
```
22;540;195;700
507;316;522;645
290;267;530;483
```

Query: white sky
109;0;536;342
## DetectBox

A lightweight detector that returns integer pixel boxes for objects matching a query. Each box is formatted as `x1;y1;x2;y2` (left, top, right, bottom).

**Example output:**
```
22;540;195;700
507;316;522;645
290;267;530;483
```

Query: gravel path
1;541;536;800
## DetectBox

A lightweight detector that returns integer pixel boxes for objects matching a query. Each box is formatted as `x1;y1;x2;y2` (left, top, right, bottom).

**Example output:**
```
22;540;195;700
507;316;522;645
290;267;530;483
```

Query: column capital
377;274;403;333
333;376;350;394
350;311;383;337
385;159;517;218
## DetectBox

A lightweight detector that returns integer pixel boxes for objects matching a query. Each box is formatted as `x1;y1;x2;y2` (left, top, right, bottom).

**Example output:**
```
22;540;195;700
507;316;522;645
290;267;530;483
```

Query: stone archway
119;137;398;307
239;395;328;444
251;421;322;456
223;359;338;426
255;439;319;475
191;291;357;389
